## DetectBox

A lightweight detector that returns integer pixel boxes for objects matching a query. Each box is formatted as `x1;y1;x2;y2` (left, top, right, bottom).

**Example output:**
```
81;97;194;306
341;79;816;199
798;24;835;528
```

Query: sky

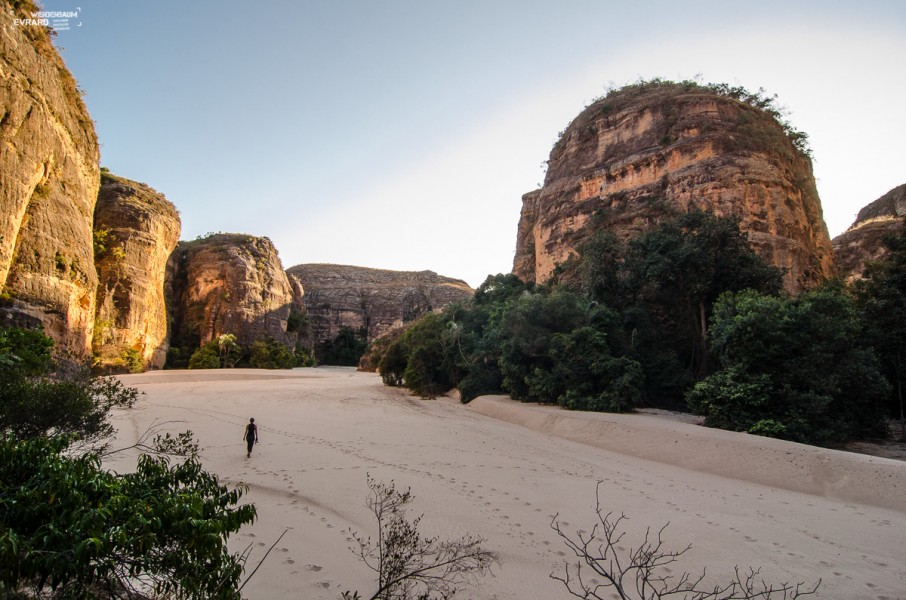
36;1;906;287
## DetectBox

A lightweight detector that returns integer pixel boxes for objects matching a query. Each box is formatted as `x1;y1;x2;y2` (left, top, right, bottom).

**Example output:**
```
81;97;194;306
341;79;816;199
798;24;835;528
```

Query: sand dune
107;367;906;599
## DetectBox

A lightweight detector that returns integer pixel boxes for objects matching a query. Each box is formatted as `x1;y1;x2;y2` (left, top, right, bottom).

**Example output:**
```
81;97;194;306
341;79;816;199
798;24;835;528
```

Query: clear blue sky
42;1;906;287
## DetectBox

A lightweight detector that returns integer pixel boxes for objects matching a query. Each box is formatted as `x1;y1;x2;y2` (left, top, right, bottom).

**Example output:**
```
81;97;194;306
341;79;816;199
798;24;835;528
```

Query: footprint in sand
305;564;323;572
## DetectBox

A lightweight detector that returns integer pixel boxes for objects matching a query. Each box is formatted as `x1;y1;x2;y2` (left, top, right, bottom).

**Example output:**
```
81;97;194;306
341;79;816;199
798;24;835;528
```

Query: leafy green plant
0;435;256;599
248;338;295;369
687;285;890;444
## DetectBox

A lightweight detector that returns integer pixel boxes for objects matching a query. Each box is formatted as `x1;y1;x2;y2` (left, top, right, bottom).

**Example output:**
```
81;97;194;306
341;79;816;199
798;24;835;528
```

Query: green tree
688;286;889;444
217;334;242;368
0;326;257;597
855;222;906;439
319;326;369;366
0;327;138;452
188;340;221;369
623;210;783;383
498;288;588;402
248;338;296;369
400;313;457;399
0;436;256;598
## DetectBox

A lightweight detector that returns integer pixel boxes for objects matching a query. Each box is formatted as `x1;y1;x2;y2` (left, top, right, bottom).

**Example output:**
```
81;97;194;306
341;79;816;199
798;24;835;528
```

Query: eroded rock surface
167;234;297;350
833;184;906;282
286;264;472;345
93;173;180;371
513;82;835;293
0;5;100;357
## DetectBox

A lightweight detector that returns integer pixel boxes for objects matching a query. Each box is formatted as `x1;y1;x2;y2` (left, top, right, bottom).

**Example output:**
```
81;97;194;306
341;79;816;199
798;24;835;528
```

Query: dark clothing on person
244;422;258;457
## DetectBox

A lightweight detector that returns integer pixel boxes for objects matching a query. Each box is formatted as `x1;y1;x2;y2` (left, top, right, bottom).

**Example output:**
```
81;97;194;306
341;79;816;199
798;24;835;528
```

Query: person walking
243;418;258;458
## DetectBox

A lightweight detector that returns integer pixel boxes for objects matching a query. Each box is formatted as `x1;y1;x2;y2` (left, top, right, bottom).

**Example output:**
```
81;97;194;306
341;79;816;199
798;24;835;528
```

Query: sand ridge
106;368;906;599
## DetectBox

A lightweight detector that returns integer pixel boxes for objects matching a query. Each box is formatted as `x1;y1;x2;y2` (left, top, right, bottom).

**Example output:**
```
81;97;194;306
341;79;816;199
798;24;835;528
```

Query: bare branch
551;482;819;600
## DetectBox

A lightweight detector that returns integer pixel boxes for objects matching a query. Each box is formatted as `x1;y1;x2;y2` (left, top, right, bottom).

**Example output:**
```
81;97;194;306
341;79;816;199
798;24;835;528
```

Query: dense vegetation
0;326;257;598
166;333;315;370
372;210;901;446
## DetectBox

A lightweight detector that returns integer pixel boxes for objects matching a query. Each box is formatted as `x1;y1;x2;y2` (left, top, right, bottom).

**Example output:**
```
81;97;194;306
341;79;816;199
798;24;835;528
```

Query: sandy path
107;368;906;600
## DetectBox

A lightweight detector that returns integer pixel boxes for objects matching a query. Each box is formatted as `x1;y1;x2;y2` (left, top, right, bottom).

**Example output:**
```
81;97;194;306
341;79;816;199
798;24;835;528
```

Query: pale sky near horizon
40;1;906;287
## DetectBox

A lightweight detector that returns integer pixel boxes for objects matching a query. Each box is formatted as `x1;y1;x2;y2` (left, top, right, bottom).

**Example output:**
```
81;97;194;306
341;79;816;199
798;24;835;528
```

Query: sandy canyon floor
107;368;906;599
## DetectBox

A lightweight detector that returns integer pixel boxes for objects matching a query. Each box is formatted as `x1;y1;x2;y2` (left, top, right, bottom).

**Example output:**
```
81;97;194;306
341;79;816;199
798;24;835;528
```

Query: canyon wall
166;234;298;351
92;173;181;371
286;263;472;345
513;82;835;293
0;5;100;357
833;183;906;282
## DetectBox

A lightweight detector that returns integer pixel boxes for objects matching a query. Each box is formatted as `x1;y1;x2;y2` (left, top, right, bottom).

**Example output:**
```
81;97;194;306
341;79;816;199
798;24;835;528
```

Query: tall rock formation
93;173;181;371
285;264;472;345
166;234;298;353
0;5;100;356
513;81;835;293
833;183;906;282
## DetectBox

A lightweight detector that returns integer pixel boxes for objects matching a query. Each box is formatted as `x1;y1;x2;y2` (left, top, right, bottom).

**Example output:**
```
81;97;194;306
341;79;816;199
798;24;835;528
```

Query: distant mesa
513;80;835;293
832;183;906;282
286;263;473;347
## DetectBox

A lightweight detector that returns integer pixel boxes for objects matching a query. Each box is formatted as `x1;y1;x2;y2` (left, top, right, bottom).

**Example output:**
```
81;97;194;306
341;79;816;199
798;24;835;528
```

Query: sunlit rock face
166;234;298;350
92;174;181;371
285;263;473;345
513;82;835;293
0;5;100;357
833;184;906;283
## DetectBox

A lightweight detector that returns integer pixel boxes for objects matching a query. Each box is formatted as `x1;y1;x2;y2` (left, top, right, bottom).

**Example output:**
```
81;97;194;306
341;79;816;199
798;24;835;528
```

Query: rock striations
832;183;906;282
0;5;100;357
93;173;181;371
513;82;835;293
166;234;298;351
286;264;473;345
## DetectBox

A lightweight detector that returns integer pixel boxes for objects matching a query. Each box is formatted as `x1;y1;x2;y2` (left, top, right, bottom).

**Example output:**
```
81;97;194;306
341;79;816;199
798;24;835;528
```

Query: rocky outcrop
513;81;835;293
0;4;100;357
286;264;473;345
92;173;181;371
166;234;297;351
833;184;906;282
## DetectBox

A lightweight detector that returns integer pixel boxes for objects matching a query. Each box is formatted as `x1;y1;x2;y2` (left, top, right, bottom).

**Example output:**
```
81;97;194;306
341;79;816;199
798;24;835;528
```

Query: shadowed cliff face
285;264;473;345
0;5;100;357
93;174;181;371
833;184;906;282
513;82;835;293
166;234;297;351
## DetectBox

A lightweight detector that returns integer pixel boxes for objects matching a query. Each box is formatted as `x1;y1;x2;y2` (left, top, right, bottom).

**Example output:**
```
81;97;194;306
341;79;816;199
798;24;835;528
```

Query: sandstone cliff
166;234;298;353
833;183;906;282
513;81;835;293
285;264;473;345
0;4;100;356
92;173;180;371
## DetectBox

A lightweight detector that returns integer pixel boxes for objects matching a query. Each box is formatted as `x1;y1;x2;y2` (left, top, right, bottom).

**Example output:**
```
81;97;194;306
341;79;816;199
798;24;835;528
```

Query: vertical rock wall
513;82;835;293
0;5;100;357
93;173;181;371
167;233;298;350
